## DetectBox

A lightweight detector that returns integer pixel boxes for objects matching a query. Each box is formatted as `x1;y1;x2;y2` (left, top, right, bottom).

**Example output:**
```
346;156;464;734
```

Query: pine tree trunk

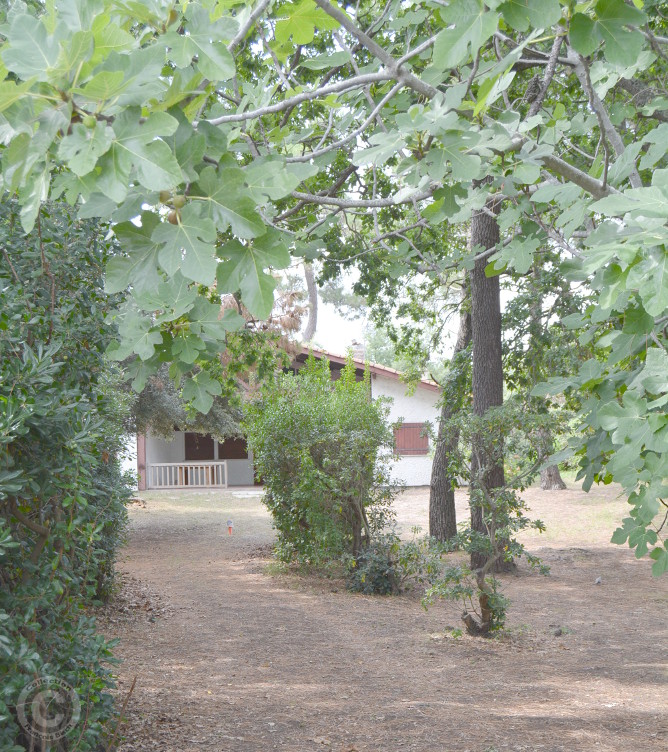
537;428;567;489
527;269;567;492
540;464;567;490
469;198;505;573
303;262;318;341
429;283;471;541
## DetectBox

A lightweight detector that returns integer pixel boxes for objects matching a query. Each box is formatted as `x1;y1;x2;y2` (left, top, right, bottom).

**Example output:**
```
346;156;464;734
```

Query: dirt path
101;487;667;752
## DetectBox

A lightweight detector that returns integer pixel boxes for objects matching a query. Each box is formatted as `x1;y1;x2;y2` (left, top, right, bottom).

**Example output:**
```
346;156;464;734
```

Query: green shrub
0;204;131;749
347;531;451;596
244;354;398;565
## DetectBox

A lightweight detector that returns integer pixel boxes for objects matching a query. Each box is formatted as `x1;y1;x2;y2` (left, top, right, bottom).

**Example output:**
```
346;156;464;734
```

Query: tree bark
528;266;567;492
540;464;567;490
469;198;505;573
429;281;471;541
303;262;318;341
537;428;567;489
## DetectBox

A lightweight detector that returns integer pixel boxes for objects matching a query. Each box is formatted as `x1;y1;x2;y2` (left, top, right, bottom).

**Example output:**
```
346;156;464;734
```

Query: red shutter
393;423;429;456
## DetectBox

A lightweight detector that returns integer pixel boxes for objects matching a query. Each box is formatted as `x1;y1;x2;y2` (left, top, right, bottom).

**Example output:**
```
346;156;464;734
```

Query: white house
136;347;441;490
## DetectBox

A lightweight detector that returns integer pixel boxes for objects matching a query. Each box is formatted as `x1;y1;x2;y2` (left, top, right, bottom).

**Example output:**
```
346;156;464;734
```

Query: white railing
147;461;228;489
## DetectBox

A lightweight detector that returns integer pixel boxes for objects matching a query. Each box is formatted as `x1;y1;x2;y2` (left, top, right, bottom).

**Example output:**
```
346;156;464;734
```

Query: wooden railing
147;461;228;489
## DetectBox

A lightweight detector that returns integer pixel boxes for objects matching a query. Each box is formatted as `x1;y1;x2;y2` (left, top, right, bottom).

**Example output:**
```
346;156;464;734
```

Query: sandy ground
98;484;668;752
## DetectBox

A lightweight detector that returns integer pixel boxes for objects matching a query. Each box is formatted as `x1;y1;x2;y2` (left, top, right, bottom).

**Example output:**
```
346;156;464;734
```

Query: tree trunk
303;262;318;341
469;198;505;573
429;281;471;541
528;268;567;492
541;464;566;490
537;428;567;489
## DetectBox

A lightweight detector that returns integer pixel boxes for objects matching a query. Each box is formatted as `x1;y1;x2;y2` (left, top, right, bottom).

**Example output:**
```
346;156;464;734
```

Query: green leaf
106;212;163;294
90;15;135;65
243;156;302;202
153;205;218;285
570;0;646;67
423;184;468;224
95;109;182;201
629;348;668;395
165;6;236;80
58;0;105;32
217;230;290;318
73;71;128;102
274;0;340;45
182;371;222;413
1;14;61;82
590;187;668;219
189;298;245;340
627;249;668;317
193;166;266;239
432;0;499;70
649;545;668;577
499;0;562;33
439;134;482;180
353;131;407;167
56;30;94;77
57;123;113;176
94;46;165;107
115;313;163;360
19;166;50;233
0;79;33;113
172;331;205;364
163;110;206;183
491;235;540;274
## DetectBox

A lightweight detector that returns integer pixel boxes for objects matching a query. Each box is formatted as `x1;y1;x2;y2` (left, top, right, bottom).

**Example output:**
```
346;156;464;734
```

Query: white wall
145;432;186;465
121;434;138;486
226;456;256;486
371;374;441;487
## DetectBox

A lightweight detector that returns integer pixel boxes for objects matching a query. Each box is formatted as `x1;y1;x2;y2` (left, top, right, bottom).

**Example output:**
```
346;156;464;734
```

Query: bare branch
286;81;404;163
204;72;393;125
276;164;358;222
572;51;643;189
527;33;564;118
397;34;439;66
227;0;273;52
540;152;618;199
290;188;433;209
312;0;438;98
9;500;49;537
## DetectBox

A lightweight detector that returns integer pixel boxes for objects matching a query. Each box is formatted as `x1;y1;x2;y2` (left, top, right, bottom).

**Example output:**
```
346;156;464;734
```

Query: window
393;423;429;456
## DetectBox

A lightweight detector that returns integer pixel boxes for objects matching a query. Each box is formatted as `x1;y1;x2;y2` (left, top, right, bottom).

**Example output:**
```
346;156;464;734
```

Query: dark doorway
184;433;215;461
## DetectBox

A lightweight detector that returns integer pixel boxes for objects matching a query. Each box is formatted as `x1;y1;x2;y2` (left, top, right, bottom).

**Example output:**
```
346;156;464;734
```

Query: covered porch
137;431;257;490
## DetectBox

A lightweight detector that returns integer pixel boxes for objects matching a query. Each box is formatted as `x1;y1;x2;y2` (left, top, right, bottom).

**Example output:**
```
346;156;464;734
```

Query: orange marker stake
227;519;234;536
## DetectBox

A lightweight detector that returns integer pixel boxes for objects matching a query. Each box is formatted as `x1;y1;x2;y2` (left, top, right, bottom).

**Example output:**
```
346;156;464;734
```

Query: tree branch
204;72;393;125
285;81;404;163
290;188;433;209
527;33;564;118
572;51;643;189
227;0;273;52
312;0;438;98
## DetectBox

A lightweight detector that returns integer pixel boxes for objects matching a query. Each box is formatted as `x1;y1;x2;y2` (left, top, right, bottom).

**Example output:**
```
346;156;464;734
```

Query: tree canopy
1;0;666;571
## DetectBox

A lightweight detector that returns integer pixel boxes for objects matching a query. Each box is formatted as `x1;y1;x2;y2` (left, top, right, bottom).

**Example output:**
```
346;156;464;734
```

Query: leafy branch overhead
0;0;666;570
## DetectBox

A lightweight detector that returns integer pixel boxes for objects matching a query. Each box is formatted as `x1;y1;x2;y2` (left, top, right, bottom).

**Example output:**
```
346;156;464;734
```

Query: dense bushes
244;355;397;565
0;205;131;749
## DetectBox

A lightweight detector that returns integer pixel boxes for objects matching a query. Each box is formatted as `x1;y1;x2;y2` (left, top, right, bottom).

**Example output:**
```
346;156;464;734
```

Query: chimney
351;340;365;361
